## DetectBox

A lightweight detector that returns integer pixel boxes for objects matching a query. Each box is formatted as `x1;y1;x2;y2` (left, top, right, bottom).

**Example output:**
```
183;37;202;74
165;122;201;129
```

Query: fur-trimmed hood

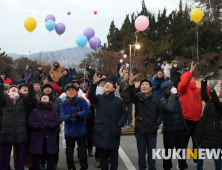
171;60;178;65
153;74;167;80
37;101;54;110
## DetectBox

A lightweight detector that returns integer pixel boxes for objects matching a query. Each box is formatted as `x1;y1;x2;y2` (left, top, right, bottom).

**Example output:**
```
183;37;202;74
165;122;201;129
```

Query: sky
0;0;181;55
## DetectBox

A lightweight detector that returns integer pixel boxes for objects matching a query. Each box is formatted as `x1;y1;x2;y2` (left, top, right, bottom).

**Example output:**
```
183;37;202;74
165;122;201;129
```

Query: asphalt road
11;132;216;170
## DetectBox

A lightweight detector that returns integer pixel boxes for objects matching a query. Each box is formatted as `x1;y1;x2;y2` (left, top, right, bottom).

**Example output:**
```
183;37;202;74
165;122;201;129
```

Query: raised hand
129;72;137;84
93;73;100;84
190;61;196;74
209;80;218;91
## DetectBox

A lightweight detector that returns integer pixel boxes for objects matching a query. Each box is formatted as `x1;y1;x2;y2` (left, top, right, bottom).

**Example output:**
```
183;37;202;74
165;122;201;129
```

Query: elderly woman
28;95;60;170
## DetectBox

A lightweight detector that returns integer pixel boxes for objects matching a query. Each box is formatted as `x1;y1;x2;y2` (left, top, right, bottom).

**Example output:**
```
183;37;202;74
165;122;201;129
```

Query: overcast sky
1;0;180;55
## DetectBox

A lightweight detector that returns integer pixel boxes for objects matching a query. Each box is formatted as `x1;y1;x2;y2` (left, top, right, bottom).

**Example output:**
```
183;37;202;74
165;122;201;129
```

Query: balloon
94;11;97;15
89;37;101;51
45;14;55;22
123;54;127;59
121;50;124;55
190;8;203;23
24;17;37;33
83;27;95;41
76;34;88;48
120;59;123;63
45;20;56;32
55;23;66;35
135;15;149;32
67;11;71;15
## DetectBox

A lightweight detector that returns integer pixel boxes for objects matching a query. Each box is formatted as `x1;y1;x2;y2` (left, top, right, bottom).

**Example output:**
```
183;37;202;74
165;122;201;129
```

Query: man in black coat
86;65;95;84
35;65;46;81
58;69;73;93
88;74;127;170
171;67;181;88
39;83;62;169
128;72;162;170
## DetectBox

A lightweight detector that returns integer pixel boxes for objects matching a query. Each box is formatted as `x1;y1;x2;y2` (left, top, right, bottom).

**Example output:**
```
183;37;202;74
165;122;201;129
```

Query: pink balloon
123;54;127;59
135;15;149;32
120;59;123;63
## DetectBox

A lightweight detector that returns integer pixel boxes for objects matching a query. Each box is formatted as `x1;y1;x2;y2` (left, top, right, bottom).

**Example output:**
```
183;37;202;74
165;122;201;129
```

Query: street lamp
129;43;140;71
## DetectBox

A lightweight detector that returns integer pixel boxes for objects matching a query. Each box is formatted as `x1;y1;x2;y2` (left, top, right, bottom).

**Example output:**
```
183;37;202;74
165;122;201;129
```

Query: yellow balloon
24;17;37;33
190;8;203;23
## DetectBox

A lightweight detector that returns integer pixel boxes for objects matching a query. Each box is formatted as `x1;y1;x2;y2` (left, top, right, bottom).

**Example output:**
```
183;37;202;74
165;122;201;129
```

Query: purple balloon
83;27;95;41
89;37;101;51
121;50;124;55
45;14;55;22
67;11;71;15
55;23;66;35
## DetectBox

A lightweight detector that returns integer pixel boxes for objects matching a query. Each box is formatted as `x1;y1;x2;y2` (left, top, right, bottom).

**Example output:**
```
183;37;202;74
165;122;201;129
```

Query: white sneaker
176;164;179;169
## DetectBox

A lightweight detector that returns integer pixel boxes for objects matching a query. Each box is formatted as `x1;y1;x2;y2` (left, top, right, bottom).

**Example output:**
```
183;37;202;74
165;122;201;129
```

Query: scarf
37;69;43;74
26;70;33;83
96;86;104;95
66;95;77;106
44;92;53;101
142;91;153;100
8;93;20;100
53;65;59;71
35;90;41;99
123;80;129;91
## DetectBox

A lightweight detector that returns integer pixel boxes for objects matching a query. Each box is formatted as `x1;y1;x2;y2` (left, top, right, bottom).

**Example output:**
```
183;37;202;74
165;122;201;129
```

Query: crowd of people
0;59;221;170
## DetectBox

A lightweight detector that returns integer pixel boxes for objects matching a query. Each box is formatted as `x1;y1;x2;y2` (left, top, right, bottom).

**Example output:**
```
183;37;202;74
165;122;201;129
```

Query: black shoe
88;149;93;157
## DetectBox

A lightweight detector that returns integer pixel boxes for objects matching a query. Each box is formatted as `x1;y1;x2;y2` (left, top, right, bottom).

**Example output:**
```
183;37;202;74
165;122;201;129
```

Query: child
28;95;60;170
33;80;41;99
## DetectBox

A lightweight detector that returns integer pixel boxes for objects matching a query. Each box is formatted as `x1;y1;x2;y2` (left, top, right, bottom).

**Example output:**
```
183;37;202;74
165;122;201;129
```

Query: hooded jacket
152;74;168;99
170;60;179;79
39;83;62;132
193;80;222;149
178;71;210;121
69;68;77;80
160;82;184;132
28;101;60;154
161;64;172;78
60;96;91;137
49;65;63;82
171;72;181;88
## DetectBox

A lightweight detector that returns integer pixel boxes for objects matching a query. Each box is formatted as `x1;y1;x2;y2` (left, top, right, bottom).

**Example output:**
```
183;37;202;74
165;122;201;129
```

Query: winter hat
17;79;26;85
71;80;80;85
100;73;107;77
98;78;106;85
7;85;19;94
63;68;69;72
42;82;54;92
1;70;8;77
54;61;59;65
105;75;117;89
4;83;10;91
18;83;27;90
140;79;152;87
28;66;33;70
64;83;77;92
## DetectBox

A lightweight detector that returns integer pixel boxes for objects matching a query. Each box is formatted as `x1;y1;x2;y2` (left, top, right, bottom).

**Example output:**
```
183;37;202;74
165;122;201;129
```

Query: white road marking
119;146;136;170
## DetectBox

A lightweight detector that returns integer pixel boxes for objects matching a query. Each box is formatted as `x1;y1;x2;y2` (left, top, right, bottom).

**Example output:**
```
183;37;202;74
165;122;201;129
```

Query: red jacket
4;78;13;85
50;81;62;96
178;71;209;121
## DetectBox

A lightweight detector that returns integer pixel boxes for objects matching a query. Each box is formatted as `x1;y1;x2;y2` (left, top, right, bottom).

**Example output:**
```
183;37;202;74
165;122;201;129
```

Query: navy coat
60;97;91;137
69;68;77;80
28;101;60;154
152;74;168;99
160;82;184;132
21;70;29;79
88;84;127;151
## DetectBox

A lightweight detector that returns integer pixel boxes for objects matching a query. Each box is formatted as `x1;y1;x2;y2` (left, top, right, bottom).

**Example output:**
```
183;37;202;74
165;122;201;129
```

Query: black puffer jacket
0;83;34;144
39;83;62;133
193;80;222;149
171;72;181;88
86;66;95;81
58;74;73;93
35;70;46;81
129;84;162;137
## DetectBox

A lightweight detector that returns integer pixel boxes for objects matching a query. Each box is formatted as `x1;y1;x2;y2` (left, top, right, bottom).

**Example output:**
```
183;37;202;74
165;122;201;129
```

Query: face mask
171;87;177;94
174;64;177;68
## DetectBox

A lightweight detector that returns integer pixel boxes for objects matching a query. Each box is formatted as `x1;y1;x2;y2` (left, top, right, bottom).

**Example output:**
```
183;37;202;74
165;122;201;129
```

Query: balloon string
196;23;199;64
131;31;138;71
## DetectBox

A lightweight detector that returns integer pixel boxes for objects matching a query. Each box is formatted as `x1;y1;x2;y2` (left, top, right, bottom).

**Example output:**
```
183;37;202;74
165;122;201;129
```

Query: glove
156;83;161;88
165;88;172;96
44;122;50;129
39;123;45;131
203;72;214;80
68;115;75;121
71;114;80;121
209;80;218;91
